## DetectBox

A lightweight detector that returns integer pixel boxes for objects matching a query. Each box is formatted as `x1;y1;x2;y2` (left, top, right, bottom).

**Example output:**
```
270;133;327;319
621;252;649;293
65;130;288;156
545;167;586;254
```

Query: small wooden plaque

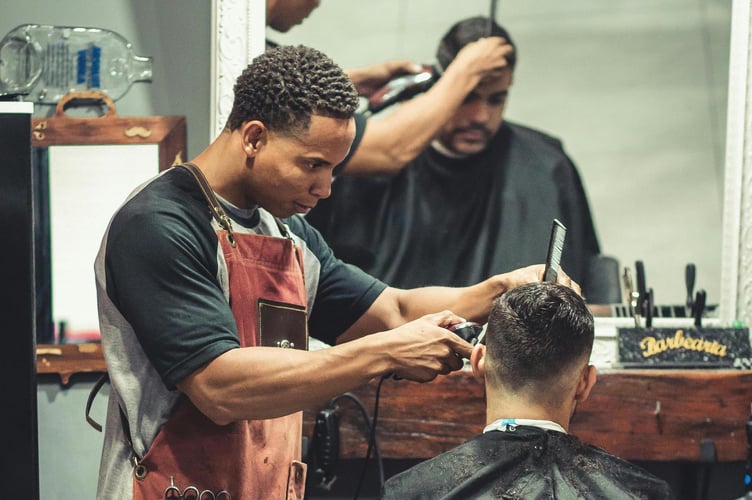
618;327;751;368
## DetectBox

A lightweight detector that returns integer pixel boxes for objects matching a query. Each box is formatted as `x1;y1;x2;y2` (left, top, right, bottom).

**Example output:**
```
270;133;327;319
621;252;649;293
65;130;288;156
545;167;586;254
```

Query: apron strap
84;372;144;468
85;373;110;432
178;162;294;244
178;162;237;246
274;217;293;240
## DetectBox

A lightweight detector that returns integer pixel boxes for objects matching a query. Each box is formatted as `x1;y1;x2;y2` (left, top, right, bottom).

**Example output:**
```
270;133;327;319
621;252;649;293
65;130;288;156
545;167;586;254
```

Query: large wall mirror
246;0;748;324
12;1;750;347
32;92;186;344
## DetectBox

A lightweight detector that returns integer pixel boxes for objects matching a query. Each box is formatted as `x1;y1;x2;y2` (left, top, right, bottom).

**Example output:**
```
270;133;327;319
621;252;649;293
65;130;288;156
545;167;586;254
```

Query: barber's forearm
337;267;551;346
392;265;550;323
177;340;390;424
393;275;509;324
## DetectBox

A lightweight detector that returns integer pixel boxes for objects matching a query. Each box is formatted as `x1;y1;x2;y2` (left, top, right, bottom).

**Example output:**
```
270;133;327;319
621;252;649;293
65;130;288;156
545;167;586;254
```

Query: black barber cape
307;121;600;291
381;427;673;500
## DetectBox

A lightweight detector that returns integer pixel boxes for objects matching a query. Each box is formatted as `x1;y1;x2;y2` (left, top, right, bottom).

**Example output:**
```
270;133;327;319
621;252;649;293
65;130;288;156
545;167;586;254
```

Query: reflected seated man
307;17;609;301
381;282;673;499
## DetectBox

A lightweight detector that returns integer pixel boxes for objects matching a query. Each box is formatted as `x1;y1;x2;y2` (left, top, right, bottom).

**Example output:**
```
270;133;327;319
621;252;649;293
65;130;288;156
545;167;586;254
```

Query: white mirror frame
210;0;266;140
211;0;752;328
721;0;752;327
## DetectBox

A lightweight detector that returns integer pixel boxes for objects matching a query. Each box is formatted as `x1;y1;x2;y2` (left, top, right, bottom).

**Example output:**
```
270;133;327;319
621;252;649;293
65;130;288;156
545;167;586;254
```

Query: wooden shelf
36;343;106;385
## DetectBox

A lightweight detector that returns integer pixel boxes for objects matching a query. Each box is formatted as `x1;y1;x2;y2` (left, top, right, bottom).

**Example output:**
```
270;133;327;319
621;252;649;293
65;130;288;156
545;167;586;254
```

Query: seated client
381;282;673;499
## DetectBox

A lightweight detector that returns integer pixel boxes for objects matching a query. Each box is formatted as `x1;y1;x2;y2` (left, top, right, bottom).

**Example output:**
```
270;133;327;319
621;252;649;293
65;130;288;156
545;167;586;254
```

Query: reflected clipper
367;66;439;114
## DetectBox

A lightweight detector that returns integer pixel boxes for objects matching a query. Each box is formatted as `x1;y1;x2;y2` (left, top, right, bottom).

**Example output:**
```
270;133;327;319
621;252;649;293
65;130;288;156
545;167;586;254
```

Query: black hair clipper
448;321;484;345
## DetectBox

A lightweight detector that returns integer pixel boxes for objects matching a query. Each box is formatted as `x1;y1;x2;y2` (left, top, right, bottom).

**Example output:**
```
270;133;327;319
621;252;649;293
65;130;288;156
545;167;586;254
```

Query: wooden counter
302;369;752;462
36;345;752;462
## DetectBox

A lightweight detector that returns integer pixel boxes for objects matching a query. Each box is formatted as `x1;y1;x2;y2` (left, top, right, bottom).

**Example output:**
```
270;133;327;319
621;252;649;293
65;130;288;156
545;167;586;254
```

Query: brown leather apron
131;163;309;500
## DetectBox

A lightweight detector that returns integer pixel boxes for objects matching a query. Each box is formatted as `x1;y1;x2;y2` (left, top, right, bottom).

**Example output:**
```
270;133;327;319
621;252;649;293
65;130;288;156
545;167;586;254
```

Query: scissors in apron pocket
163;476;231;500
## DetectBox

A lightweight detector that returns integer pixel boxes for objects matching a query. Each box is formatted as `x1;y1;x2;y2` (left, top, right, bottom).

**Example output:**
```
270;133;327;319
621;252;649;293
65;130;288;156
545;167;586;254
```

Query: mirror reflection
38;145;160;342
273;0;730;308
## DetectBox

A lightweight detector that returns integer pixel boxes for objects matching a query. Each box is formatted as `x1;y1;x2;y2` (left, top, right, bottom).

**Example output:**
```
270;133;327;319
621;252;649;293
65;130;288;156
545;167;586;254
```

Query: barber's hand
346;60;424;97
502;264;582;296
378;310;472;382
443;36;514;80
456;265;581;327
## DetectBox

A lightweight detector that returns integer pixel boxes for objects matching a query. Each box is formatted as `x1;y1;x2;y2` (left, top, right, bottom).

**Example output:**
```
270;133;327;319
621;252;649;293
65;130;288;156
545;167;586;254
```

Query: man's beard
449;124;492;153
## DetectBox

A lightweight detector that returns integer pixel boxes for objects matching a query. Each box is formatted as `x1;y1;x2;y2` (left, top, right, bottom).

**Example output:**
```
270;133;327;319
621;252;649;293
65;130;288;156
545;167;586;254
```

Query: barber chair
585;254;622;304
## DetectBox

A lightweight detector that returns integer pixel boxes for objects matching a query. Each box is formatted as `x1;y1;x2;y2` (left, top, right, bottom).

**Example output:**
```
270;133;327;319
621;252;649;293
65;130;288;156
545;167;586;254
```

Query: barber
93;45;578;500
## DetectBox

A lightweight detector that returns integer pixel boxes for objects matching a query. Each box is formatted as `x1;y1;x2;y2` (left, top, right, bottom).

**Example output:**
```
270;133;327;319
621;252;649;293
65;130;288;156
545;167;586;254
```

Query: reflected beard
450;126;491;154
452;125;493;148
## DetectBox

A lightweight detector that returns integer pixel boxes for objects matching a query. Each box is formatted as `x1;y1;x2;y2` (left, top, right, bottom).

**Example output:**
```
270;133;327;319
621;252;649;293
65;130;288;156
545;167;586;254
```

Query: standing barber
93;45;576;499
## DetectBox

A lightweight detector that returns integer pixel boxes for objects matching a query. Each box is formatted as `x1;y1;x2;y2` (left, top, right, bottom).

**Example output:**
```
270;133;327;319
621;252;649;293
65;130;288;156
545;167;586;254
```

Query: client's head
433;16;517;156
471;282;596;428
436;16;517;71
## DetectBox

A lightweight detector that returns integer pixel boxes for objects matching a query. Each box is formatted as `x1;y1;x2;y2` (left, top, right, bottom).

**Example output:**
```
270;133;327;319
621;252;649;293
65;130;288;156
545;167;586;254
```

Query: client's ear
470;344;486;383
574;364;597;404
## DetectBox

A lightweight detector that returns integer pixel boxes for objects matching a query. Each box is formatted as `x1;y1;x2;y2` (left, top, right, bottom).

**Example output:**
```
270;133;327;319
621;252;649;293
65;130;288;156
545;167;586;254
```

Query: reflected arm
342;37;513;175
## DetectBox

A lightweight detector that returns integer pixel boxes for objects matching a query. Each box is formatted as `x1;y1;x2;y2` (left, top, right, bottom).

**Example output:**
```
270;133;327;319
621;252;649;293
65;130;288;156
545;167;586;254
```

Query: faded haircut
485;282;593;389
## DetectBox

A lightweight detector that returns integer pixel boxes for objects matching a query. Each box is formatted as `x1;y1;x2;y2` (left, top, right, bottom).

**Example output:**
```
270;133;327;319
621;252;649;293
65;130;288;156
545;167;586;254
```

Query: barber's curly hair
226;45;359;133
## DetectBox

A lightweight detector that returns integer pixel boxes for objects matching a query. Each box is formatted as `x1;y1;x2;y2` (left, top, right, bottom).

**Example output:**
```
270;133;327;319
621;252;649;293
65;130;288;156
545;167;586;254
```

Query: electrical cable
352;374;388;500
316;389;385;498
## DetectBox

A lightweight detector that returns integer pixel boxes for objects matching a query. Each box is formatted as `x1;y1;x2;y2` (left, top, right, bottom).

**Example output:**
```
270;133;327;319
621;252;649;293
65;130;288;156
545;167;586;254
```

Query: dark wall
0;104;39;500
